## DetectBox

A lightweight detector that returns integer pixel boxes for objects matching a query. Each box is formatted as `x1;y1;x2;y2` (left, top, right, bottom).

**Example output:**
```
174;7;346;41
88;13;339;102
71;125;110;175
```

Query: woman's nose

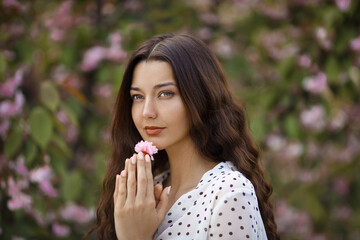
142;98;157;118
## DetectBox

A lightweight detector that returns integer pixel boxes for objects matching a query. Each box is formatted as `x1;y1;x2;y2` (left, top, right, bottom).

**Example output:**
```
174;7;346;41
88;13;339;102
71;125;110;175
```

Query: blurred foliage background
0;0;359;239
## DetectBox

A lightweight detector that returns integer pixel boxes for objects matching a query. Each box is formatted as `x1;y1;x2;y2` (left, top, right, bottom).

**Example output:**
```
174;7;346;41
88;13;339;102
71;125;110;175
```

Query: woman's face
130;60;191;151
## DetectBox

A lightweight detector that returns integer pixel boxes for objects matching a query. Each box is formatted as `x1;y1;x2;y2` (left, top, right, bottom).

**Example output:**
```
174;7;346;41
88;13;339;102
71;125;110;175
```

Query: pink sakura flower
45;0;74;42
297;54;312;68
335;0;351;11
60;202;94;224
0;91;25;118
135;140;158;160
300;105;327;131
2;0;25;12
350;35;360;51
0;69;23;97
334;205;351;221
29;164;58;198
333;178;349;196
9;155;28;176
39;181;58;198
7;177;32;211
80;46;108;72
29;165;51;183
302;72;327;94
7;192;32;211
80;32;127;72
52;223;70;237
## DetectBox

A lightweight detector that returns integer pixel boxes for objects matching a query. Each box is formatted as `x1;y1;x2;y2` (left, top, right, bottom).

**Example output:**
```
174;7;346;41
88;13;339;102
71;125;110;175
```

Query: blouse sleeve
207;188;266;240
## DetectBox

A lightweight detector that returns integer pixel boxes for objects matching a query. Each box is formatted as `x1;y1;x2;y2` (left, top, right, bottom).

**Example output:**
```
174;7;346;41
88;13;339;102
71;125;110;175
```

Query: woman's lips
145;127;164;135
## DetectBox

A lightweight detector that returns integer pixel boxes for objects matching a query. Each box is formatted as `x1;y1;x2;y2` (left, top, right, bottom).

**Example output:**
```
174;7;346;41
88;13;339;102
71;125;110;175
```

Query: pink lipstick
145;126;164;135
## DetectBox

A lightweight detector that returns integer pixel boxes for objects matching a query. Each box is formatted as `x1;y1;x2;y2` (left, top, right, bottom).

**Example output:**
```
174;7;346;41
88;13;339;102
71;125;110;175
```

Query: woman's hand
113;152;171;240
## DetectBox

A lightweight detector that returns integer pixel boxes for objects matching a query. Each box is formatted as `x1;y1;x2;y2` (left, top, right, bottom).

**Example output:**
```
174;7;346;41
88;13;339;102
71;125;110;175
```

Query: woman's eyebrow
153;82;176;89
130;82;176;91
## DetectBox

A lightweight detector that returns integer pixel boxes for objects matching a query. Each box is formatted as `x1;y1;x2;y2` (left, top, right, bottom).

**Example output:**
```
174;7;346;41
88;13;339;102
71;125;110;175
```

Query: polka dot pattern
153;161;267;239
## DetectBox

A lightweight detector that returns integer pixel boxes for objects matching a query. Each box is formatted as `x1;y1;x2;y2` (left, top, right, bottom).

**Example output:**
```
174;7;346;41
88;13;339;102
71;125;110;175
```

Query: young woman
87;33;279;240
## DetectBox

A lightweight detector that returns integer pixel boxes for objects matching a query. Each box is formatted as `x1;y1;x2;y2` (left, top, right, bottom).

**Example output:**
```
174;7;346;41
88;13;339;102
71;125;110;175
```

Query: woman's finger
126;155;137;204
145;154;155;199
136;152;147;201
114;174;119;202
154;183;163;207
117;170;127;207
125;158;129;172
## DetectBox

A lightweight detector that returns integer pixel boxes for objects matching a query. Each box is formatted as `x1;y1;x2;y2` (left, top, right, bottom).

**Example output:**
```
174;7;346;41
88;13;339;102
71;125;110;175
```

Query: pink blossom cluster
60;202;94;224
29;164;58;198
52;66;83;89
2;0;26;13
335;0;352;11
0;69;25;138
0;91;25;118
350;35;360;52
266;134;303;159
257;2;288;20
315;27;332;50
8;156;28;176
297;54;312;68
56;110;79;143
212;37;235;59
300;105;327;131
7;176;32;211
275;199;325;239
302;72;328;94
135;140;158;160
52;222;70;237
44;0;76;41
333;178;350;196
333;205;351;221
80;31;127;72
260;30;299;60
0;69;23;97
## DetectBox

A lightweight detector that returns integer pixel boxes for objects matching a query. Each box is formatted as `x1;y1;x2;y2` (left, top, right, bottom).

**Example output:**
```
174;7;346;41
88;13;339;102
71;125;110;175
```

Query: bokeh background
1;0;359;239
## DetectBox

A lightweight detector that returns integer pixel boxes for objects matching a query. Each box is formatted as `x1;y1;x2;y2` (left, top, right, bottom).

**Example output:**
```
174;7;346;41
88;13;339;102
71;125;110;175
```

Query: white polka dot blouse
153;161;267;240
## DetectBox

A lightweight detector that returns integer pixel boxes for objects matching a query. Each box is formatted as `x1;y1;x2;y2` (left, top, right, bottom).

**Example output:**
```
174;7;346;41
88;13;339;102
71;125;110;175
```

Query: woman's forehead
131;61;176;87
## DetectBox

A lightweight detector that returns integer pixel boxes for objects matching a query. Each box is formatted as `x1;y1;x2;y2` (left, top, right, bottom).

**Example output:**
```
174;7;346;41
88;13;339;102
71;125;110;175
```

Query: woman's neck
164;138;217;198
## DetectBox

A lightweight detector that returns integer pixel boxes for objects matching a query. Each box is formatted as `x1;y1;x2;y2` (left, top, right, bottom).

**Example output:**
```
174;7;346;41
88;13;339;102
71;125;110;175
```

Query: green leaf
60;102;78;126
29;107;53;149
61;171;82;202
349;66;360;88
23;141;38;165
4;127;22;159
40;81;60;112
325;56;339;84
249;112;265;142
0;53;6;79
284;115;300;139
303;192;326;221
52;134;72;157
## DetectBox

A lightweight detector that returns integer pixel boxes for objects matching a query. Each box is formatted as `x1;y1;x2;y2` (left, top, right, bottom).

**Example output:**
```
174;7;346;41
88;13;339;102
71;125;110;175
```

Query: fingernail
167;186;171;195
138;152;144;161
121;170;126;177
145;154;150;162
131;157;136;165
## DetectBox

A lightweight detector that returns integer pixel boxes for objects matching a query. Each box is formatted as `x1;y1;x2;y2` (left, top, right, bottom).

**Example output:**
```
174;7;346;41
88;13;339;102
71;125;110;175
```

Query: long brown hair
86;33;279;239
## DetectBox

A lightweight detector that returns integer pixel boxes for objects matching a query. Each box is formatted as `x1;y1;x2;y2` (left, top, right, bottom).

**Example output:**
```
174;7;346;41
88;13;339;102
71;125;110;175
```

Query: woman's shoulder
200;161;257;200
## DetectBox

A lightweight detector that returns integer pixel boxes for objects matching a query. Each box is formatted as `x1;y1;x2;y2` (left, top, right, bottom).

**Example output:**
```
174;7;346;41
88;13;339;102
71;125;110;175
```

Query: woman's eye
131;94;143;100
159;91;174;97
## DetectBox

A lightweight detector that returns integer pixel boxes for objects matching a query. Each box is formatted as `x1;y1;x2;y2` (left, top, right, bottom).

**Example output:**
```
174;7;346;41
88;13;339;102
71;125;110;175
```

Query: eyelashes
159;91;174;97
131;94;143;100
130;91;175;101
